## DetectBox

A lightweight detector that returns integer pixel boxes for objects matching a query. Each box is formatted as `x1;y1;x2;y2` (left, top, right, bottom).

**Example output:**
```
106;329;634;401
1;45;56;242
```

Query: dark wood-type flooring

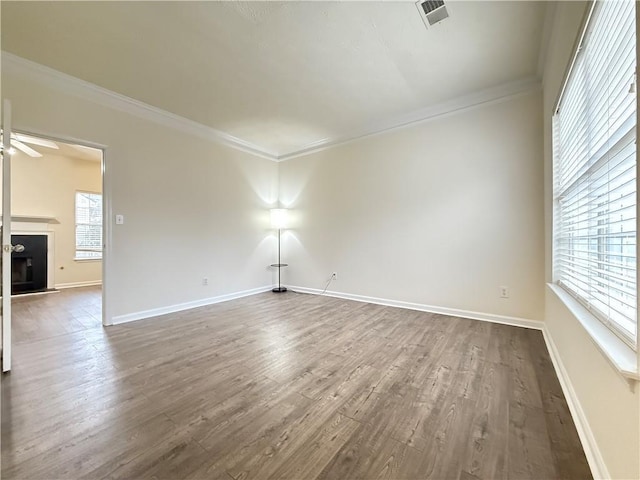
10;287;102;345
1;287;591;479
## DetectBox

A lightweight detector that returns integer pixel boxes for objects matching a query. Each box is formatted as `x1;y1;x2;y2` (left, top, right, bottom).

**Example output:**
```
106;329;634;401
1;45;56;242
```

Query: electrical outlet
202;277;209;286
331;272;338;280
500;286;509;298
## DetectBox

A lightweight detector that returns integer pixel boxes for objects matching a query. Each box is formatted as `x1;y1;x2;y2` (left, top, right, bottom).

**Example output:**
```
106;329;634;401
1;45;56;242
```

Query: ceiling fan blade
11;140;43;158
12;133;58;149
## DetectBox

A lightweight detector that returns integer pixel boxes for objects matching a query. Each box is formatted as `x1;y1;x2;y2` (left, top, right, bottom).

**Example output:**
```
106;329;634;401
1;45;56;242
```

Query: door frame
3;99;13;372
10;127;112;327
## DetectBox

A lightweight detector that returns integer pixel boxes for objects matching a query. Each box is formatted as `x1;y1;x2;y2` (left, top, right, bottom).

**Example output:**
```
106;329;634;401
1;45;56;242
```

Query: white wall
9;151;102;287
1;64;279;321
542;3;639;479
279;91;544;321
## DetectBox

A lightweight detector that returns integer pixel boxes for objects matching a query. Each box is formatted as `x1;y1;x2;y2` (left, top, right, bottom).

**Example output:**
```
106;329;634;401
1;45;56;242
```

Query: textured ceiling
1;1;546;155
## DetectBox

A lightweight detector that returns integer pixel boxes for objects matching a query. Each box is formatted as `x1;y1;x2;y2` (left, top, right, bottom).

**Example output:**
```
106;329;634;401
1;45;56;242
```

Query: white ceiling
1;1;546;156
12;135;102;162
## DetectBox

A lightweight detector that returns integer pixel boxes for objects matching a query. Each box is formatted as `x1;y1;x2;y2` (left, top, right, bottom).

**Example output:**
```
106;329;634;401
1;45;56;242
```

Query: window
553;0;637;347
75;191;102;259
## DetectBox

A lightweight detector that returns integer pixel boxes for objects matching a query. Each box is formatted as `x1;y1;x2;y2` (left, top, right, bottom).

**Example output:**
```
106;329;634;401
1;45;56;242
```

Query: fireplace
11;234;48;295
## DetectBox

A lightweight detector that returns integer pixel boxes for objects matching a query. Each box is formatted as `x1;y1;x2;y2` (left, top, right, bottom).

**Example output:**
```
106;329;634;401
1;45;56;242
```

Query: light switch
115;214;124;225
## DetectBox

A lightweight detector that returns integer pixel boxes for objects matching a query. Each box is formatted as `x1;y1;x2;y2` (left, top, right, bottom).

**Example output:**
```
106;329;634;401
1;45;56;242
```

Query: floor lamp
270;208;288;293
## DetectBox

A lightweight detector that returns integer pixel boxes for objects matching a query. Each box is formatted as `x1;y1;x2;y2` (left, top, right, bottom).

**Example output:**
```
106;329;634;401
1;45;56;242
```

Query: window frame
75;190;103;261
551;0;638;351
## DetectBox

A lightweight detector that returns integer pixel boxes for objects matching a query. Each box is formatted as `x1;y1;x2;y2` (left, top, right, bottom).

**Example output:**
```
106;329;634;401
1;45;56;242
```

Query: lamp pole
277;228;282;290
270;208;288;293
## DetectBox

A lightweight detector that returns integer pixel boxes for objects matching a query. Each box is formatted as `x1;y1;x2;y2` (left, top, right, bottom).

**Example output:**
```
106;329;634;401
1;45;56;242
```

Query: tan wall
542;2;639;479
2;67;279;320
279;91;544;321
9;151;102;287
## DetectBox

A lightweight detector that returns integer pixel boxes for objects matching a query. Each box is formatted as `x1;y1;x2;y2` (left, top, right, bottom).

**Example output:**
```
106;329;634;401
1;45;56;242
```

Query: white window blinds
553;0;637;347
75;191;102;259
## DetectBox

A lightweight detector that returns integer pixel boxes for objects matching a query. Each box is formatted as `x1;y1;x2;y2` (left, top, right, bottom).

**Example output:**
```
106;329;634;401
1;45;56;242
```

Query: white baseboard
289;286;543;330
111;283;542;330
542;326;610;480
111;285;273;325
55;280;102;289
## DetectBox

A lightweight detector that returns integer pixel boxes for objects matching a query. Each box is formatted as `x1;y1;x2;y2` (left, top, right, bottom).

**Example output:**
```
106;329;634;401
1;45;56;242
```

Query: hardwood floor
1;288;591;479
11;287;102;344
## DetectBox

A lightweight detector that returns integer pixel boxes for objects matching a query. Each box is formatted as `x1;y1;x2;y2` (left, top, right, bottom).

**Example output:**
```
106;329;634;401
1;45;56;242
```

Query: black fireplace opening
11;234;48;295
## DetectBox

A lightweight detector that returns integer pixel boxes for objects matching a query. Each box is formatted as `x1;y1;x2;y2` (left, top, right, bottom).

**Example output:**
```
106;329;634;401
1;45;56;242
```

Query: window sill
547;283;638;384
74;257;102;262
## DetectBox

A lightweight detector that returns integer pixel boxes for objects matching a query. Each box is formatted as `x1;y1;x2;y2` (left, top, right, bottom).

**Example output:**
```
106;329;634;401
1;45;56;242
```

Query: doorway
2;131;107;346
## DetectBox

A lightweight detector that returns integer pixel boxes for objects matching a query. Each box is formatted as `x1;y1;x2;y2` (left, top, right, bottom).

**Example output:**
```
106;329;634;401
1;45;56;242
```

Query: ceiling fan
1;132;59;158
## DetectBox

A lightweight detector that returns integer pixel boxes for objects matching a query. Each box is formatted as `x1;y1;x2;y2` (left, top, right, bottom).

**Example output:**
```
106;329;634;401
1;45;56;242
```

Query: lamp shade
270;208;288;229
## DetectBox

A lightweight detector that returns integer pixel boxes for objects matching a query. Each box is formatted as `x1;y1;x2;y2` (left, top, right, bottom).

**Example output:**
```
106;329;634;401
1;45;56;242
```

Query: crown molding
277;75;541;162
537;1;558;80
1;52;280;162
3;52;540;163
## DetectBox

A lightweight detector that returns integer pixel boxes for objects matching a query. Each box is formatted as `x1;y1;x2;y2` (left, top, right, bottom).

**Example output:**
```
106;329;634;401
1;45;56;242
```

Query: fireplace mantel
0;215;59;225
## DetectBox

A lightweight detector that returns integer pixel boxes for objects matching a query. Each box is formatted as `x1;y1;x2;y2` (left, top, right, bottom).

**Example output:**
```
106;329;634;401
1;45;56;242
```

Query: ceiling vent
416;0;449;28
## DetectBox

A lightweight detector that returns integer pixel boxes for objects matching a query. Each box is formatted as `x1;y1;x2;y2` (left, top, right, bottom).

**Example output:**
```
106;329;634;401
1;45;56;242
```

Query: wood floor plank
317;374;425;480
5;413;178;479
508;402;558;480
83;427;211;480
182;393;313;479
318;431;423;480
418;393;479;480
507;328;545;409
459;361;509;480
3;386;163;469
1;287;591;480
388;370;453;452
259;413;360;480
